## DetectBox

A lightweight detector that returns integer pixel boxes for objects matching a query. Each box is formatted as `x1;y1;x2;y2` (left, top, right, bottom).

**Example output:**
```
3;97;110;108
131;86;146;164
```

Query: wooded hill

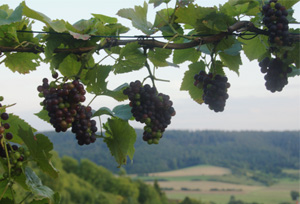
44;130;299;176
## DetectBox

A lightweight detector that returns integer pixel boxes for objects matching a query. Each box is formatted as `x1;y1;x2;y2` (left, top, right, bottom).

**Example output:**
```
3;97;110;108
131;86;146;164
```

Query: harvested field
148;165;231;177
146;180;262;194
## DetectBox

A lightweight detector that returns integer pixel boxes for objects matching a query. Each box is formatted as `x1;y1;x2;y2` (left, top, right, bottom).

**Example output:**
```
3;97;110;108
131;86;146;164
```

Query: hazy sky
0;0;299;131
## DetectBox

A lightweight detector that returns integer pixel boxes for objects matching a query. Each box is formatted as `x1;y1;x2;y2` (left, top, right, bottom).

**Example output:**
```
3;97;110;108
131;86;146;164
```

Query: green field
132;165;299;204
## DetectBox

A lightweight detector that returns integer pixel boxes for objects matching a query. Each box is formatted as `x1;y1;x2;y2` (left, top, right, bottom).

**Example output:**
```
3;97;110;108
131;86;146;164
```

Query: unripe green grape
13;152;21;160
153;138;159;144
24;151;30;157
16;161;22;168
11;158;18;164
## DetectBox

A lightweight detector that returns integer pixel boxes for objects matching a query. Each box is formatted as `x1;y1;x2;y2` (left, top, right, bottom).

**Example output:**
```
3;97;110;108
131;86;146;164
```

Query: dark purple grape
123;81;175;144
1;113;9;120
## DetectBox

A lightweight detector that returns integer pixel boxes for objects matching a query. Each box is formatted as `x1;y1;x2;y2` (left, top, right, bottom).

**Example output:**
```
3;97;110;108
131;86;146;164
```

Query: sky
0;0;299;132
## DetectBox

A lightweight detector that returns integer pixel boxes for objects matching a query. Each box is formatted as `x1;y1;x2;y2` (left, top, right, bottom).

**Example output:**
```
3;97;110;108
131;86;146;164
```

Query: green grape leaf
153;8;173;28
21;2;67;33
29;199;50;204
103;83;129;102
221;0;259;16
49;53;69;70
180;61;205;104
112;104;133;120
149;0;171;8
44;35;64;62
175;4;215;27
114;42;146;74
93;105;132;121
238;34;269;61
91;14;118;24
288;41;300;68
93;107;114;117
4;53;40;74
173;48;201;64
219;52;241;75
14;171;29;190
103;118;136;167
0;179;12;199
148;48;172;67
18;128;58;178
0;4;23;26
280;0;299;9
34;109;50;124
288;65;300;77
117;2;155;35
202;12;236;32
6;114;36;145
58;54;81;77
223;40;242;56
25;167;59;204
84;65;112;95
215;35;236;52
0;198;14;204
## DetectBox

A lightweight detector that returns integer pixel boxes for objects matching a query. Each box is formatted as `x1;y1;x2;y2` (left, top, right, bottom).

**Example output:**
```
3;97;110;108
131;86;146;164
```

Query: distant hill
43;130;299;174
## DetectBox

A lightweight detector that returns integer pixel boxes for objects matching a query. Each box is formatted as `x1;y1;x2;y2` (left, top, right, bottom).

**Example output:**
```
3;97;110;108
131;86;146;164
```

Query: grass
282;169;300;175
134;165;300;204
165;181;297;204
132;173;262;186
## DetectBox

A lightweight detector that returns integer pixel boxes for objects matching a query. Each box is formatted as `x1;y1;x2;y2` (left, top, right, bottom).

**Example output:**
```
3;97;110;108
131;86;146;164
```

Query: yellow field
148;165;231;177
146;180;262;193
137;165;300;204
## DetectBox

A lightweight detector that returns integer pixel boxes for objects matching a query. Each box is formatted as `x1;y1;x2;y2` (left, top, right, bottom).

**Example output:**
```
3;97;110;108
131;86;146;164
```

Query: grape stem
18;193;32;204
0;182;9;201
87;95;97;107
145;60;156;88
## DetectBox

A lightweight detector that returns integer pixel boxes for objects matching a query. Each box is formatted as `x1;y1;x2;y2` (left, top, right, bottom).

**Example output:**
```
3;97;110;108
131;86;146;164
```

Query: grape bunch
259;57;292;92
71;105;97;145
123;81;176;144
37;74;97;145
0;97;30;177
262;0;290;46
0;144;30;178
0;98;13;141
194;71;230;112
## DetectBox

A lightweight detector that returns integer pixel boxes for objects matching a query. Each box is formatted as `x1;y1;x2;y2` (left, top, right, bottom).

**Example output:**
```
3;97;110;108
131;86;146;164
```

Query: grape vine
0;0;299;203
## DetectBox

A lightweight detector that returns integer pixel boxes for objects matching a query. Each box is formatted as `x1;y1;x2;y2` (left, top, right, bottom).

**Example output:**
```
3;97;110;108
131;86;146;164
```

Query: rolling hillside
43;130;299;176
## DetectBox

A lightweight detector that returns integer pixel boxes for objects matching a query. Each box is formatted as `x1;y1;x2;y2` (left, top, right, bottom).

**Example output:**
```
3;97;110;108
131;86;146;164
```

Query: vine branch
0;21;299;54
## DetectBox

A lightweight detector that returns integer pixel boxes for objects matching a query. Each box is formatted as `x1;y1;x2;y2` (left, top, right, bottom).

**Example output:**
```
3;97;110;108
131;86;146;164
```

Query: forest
46;130;299;184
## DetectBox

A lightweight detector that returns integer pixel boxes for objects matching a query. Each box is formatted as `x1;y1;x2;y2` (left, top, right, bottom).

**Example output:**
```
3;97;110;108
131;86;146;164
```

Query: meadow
131;165;299;204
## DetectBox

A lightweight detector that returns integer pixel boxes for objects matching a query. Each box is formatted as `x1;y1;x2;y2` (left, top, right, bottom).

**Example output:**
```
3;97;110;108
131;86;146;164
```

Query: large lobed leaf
93;104;132;121
4;53;40;74
84;65;112;95
117;2;155;35
173;48;201;64
148;48;172;67
103;118;136;167
34;109;51;124
180;61;206;104
114;42;146;74
219;52;241;75
0;4;23;26
25;167;60;204
21;2;67;33
18;127;59;178
149;0;171;8
238;34;269;61
5;113;36;145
